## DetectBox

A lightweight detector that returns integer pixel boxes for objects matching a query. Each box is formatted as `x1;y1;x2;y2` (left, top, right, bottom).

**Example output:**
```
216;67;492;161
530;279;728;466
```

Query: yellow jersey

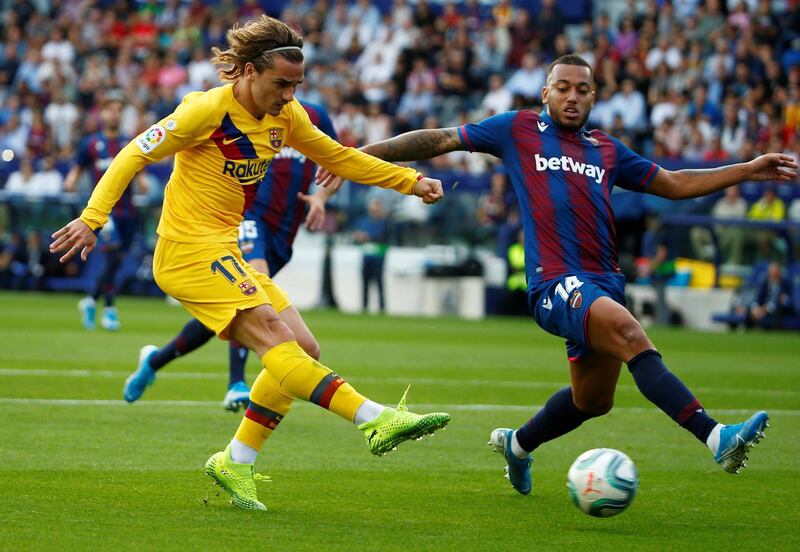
79;84;420;243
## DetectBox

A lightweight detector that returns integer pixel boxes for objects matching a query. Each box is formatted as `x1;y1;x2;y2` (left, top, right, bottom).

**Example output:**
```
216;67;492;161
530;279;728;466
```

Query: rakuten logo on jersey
222;159;271;184
534;154;606;184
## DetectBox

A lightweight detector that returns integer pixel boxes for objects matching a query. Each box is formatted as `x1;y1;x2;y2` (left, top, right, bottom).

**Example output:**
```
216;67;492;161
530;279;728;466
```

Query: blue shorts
528;272;626;361
237;218;290;278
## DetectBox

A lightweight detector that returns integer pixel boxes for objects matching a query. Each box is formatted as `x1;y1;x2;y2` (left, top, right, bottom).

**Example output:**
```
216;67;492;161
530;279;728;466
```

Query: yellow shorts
153;237;292;339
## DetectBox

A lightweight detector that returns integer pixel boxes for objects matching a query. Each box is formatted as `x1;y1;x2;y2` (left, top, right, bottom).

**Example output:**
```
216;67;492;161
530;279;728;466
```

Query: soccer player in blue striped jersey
124;100;339;411
323;54;796;492
64;91;148;331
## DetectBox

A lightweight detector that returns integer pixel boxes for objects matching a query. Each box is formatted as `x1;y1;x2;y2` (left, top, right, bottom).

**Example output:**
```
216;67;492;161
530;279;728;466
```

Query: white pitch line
0;397;798;417
1;368;799;398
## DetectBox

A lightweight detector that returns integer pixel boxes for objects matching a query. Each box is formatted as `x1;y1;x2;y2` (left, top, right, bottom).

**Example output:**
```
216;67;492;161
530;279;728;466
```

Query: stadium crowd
1;0;799;303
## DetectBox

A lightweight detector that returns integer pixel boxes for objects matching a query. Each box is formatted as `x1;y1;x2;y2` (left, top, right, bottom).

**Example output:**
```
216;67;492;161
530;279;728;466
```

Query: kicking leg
228;305;448;456
208;304;449;510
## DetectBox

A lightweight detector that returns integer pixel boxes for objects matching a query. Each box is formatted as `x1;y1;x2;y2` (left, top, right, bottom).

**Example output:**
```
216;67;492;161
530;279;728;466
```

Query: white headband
263;46;302;54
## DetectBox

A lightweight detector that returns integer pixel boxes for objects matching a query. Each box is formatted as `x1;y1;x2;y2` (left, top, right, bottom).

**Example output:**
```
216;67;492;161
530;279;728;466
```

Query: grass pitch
0;292;798;551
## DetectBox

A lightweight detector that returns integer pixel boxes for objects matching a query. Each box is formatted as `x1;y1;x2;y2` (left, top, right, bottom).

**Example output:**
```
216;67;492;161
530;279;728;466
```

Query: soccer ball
566;448;638;518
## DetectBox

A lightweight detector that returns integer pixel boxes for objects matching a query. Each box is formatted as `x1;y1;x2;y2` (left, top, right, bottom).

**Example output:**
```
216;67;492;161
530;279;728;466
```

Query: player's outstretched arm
359;128;465;162
648;153;798;200
50;218;97;263
315;128;463;191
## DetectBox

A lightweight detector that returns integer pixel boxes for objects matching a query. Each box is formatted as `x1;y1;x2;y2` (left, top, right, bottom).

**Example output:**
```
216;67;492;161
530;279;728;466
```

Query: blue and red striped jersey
459;110;660;289
245;101;337;248
76;132;136;219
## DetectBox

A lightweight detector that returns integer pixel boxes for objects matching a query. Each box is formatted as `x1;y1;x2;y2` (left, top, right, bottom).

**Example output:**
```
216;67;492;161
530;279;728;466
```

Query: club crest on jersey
569;290;583;309
269;127;284;149
239;278;258;296
583;133;600;146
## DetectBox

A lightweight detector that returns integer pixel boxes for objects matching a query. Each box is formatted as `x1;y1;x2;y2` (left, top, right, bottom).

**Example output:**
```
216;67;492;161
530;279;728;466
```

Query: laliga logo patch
238;278;258;296
569;290;583;309
268;127;284;149
135;124;166;153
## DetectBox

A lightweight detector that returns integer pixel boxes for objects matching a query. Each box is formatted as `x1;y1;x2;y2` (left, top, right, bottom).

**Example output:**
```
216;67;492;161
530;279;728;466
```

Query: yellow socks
233;369;292;451
233;340;367;453
263;341;366;421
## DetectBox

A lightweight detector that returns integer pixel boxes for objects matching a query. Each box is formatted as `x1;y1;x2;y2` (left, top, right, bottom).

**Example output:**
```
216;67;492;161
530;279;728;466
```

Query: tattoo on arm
361;128;464;162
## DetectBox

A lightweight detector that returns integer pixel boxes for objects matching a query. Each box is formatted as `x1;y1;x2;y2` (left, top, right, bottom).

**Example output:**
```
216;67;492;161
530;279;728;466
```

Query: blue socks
515;350;718;453
515;386;595;452
627;349;717;443
229;340;249;386
149;318;214;371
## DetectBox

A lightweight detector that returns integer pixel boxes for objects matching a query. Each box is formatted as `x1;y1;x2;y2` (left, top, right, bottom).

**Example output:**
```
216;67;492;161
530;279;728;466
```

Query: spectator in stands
396;78;435;131
479;73;513;118
748;186;787;260
691;185;749;264
43;86;79;152
637;215;677;326
736;261;795;329
4;158;35;195
609;78;647;132
721;102;747;156
501;228;528;316
703;135;730;162
0;113;29;156
504;53;546;107
535;0;564;53
32;155;63;198
354;197;390;314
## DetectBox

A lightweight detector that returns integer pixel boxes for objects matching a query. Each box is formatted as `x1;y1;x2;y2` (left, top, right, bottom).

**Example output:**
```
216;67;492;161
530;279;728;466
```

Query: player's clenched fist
413;177;444;204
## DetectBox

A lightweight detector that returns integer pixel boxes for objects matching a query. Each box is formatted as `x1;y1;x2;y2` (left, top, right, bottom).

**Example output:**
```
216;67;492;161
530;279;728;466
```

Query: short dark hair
546;54;593;84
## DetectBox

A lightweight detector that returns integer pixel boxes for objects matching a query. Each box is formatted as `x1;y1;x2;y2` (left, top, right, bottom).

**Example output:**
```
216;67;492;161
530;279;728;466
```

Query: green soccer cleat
358;386;450;456
204;446;270;511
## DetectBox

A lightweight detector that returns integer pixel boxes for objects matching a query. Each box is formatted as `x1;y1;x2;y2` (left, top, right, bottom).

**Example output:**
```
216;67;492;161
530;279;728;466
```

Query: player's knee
615;318;649;351
263;317;295;343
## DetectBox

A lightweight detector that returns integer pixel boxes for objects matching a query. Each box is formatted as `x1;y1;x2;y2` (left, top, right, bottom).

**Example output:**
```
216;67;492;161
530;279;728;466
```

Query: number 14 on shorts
543;275;584;310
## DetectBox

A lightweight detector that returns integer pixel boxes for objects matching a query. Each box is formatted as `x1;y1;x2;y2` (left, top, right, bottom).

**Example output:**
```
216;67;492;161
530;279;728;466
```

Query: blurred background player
123;101;339;410
320;54;795;495
64;90;148;331
353;196;389;313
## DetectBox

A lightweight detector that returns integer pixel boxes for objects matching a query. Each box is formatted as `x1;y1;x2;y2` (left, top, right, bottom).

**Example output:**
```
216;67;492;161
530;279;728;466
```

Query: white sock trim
353;399;385;426
706;423;723;455
510;431;529;459
230;438;258;464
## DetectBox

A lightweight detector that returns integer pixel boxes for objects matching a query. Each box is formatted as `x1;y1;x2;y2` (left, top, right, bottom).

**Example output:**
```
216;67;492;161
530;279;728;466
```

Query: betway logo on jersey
533;154;606;184
222;159;270;184
273;146;307;163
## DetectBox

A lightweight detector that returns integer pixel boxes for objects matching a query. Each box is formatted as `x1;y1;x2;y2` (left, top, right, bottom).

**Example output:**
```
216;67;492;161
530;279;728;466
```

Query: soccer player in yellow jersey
50;15;449;511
